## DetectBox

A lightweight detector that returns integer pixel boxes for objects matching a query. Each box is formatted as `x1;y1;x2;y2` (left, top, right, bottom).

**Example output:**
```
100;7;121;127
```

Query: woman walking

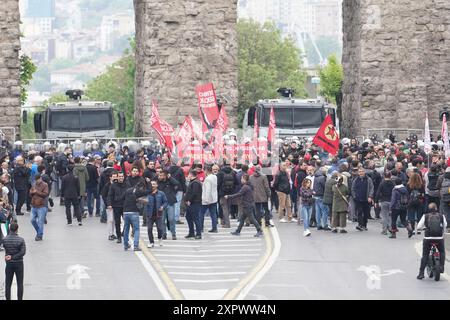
299;179;314;237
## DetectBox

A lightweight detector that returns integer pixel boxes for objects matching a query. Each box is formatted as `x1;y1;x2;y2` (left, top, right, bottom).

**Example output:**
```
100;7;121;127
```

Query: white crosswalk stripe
138;216;267;299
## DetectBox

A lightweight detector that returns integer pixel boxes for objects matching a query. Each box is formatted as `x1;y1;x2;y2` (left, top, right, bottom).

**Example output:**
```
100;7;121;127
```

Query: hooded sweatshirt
389;184;408;211
73;164;89;195
227;182;255;208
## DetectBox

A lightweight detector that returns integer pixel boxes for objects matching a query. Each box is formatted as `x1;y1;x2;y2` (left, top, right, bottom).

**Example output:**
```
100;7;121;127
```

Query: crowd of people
1;132;449;297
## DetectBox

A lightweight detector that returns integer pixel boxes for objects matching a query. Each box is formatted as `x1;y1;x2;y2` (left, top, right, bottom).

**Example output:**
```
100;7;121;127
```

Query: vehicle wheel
434;267;441;281
426;266;433;278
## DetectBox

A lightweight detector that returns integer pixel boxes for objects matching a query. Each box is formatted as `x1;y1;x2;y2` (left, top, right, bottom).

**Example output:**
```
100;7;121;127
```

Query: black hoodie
227;183;255;208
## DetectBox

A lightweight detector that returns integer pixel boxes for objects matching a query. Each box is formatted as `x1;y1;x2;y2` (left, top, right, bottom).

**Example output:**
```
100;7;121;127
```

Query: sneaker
82;212;87;219
279;218;287;223
100;219;107;224
363;227;368;231
290;218;298;223
303;230;311;237
111;235;117;240
158;239;163;246
332;229;338;233
78;222;82;226
317;226;323;231
162;235;167;240
230;231;240;236
176;220;184;225
356;225;363;231
116;238;122;244
195;235;202;240
67;222;73;226
208;229;218;233
323;226;332;231
16;212;24;216
340;229;348;234
185;235;195;239
254;231;263;237
266;223;274;228
417;272;425;280
124;245;131;251
108;235;115;241
134;247;142;252
172;235;177;240
35;236;42;241
148;243;154;248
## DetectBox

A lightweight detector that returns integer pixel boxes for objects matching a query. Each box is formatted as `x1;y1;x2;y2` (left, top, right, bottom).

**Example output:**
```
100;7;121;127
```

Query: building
100;12;135;52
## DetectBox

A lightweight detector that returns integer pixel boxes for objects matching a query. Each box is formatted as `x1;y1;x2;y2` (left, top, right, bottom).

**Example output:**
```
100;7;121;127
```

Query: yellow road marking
139;239;184;300
222;226;274;300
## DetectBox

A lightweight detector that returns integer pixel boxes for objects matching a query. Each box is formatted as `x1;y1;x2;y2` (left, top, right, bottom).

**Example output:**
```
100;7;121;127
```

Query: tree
20;54;37;106
85;39;135;137
237;19;307;126
319;54;343;104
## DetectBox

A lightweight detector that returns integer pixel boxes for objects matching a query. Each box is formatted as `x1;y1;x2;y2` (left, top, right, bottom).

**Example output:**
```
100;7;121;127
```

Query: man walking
3;222;26;300
250;165;272;227
30;173;49;241
12;156;30;216
157;170;180;240
185;170;203;240
86;157;100;217
351;167;374;231
73;157;89;218
107;172;127;243
200;166;218;233
217;164;238;228
61;165;82;226
313;167;331;231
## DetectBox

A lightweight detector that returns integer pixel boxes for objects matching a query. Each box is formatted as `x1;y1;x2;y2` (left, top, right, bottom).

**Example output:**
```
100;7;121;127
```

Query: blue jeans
31;207;47;237
123;213;140;249
186;203;202;236
314;197;329;228
407;207;422;223
200;203;218;232
86;187;100;215
163;204;176;237
100;199;107;221
301;205;313;230
174;191;183;222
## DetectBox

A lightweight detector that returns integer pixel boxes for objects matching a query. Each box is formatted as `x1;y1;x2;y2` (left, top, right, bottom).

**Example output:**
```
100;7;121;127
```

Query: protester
200;166;218;233
146;180;167;247
3;222;26;300
184;170;203;239
29;173;49;241
331;175;349;233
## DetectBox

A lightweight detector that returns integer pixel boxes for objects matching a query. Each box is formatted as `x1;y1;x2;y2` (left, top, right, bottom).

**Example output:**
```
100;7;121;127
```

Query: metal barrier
366;128;426;141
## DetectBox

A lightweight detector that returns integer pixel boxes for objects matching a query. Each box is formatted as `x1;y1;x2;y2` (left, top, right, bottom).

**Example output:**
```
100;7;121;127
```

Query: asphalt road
2;201;449;300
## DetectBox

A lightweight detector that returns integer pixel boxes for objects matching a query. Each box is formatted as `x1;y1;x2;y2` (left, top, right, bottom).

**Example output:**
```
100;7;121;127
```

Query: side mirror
33;113;42;133
22;110;27;124
118;112;126;132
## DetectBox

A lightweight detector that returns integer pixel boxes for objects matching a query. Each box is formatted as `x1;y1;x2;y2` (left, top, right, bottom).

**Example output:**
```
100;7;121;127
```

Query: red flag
217;107;229;132
196;83;220;132
267;107;276;143
312;115;340;155
175;116;195;158
150;100;174;152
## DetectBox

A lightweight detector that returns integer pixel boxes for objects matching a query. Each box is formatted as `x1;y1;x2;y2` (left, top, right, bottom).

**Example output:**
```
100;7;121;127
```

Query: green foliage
237;19;307;126
19;54;37;105
305;36;342;66
86;39;135;137
318;54;343;104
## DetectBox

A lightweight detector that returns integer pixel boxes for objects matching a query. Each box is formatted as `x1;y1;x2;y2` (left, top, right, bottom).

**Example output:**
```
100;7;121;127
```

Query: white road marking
152;249;259;253
135;251;172;300
164;265;253;269
169;272;246;276
181;289;228;300
158;259;257;263
214;239;262;243
154;254;259;258
236;226;282;300
174;278;240;283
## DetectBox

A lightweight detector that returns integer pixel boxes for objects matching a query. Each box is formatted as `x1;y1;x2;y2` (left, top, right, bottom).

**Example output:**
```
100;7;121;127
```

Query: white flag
424;112;432;154
442;114;450;158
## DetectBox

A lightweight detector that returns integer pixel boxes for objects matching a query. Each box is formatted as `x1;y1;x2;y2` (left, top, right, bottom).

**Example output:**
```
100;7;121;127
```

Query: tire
434;258;441;281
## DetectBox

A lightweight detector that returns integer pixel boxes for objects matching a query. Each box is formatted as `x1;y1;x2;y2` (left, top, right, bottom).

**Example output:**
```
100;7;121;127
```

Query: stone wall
134;0;238;136
342;0;450;138
0;0;21;140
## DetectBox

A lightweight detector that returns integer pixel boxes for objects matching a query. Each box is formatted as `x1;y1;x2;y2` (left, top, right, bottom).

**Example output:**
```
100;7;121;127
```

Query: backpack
428;173;439;191
440;178;450;203
425;213;444;237
408;189;421;206
55;154;65;175
399;190;409;210
222;172;235;194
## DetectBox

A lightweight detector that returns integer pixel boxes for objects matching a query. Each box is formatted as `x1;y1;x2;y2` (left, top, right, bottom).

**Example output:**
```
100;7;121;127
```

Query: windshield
260;107;324;129
49;109;113;131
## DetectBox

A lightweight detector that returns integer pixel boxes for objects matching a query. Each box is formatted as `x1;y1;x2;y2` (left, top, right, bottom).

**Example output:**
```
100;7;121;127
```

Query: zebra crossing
138;216;268;300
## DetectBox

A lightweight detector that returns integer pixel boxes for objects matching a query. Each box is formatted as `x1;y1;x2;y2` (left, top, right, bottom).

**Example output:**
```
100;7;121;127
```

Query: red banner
196;83;220;132
312;115;340;156
150;100;174;152
267;107;276;143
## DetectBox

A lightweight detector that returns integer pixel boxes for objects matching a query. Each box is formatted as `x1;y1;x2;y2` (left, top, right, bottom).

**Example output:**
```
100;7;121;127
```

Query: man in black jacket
185;170;203;239
169;164;186;225
99;161;115;223
313;167;330;231
3;222;26;300
86;157;100;217
107;172;127;243
273;163;294;223
12;156;30;216
61;165;82;226
158;170;180;240
56;147;72;203
127;166;147;226
217;165;238;228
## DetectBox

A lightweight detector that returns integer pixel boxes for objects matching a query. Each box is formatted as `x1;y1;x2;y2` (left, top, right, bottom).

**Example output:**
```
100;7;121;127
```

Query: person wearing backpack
438;167;450;233
424;164;441;209
416;203;447;280
407;172;425;236
217;165;238;228
375;171;395;235
389;178;413;238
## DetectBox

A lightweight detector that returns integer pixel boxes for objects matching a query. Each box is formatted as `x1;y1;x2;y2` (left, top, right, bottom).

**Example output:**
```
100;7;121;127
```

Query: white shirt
417;214;448;240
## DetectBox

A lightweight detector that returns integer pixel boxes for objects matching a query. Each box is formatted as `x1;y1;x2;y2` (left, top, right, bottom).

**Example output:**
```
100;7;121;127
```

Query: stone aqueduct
1;0;450;139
